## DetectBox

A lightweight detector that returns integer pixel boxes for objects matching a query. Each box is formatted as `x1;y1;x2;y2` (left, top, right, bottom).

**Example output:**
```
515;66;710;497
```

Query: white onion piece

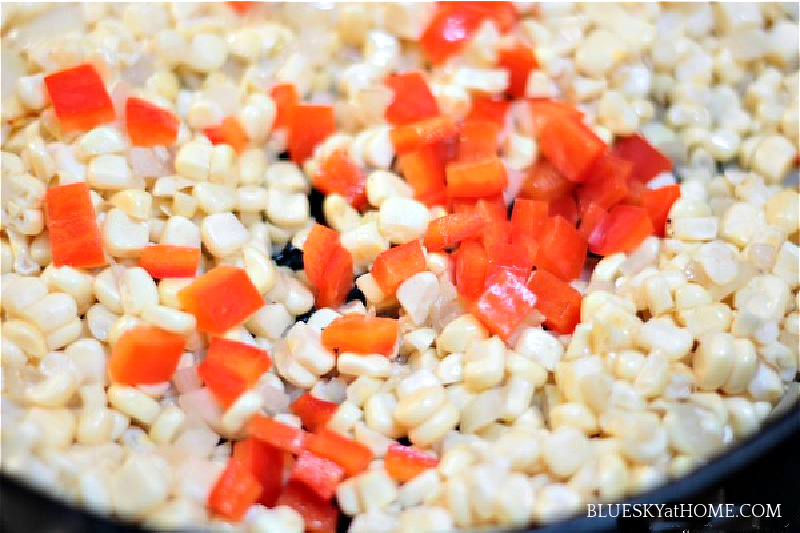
174;365;202;394
128;146;171;180
175;457;225;502
178;388;223;429
503;165;524;205
256;374;290;414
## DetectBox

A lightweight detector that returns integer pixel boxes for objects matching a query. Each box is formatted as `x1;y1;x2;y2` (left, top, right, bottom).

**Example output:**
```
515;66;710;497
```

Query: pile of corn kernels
1;2;798;532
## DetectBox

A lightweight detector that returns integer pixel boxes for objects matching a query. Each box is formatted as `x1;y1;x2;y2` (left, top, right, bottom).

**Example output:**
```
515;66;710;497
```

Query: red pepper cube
538;115;606;183
466;96;509;127
445;157;508;198
289;451;345;500
370;240;428;295
611;134;673;184
207;458;263;522
198;337;272;407
577;152;632;212
303;224;342;287
548;195;579;227
138;245;200;278
270;83;299;130
321;314;399;356
108;325;185;386
232;437;284;508
420;4;483;64
289;105;335;164
303;429;373;477
384;444;439;483
204;116;248;155
45;182;106;269
277;481;338;533
424;212;486;252
315;246;354;309
519;159;575;202
641;184;681;237
248;414;306;454
589;204;655;257
398;145;448;206
44;64;115;132
534;216;588;282
458;120;500;160
454;239;488;300
124;97;179;147
177;266;263;334
578;202;608;241
290;392;340;432
384;71;439;126
497;44;537;99
313;150;367;210
470;269;537;340
527;268;582;334
510;198;549;241
391;115;459;154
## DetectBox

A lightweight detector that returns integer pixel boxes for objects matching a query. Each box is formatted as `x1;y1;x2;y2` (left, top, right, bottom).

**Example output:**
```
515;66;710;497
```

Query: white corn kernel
266;189;309;228
107;385;161;425
338;353;392;378
379;197;430;244
87;155;133;189
175;140;212;181
77;127;125;160
366;170;413;208
103;208;149;258
201;212;250;257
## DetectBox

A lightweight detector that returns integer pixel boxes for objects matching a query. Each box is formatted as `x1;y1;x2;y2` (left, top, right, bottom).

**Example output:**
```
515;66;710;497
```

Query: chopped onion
178;388;223;429
128;146;172;180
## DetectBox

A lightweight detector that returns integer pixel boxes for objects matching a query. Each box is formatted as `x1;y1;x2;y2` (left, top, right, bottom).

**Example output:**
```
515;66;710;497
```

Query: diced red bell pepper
232;437;284;508
464;1;518;33
270;83;299;131
424;212;486;251
527;268;582;334
248;414;306;454
384;444;439;482
467;97;510;128
578;202;607;240
528;99;585;135
302;224;354;309
458;120;500;160
291;392;340;432
313;150;367;210
534;216;588;282
640;184;681;237
497;44;537;99
481;219;512;251
446;156;508;198
577;151;632;212
44;64;115;132
321;314;399;356
207;458;263;522
398;145;448;207
485;242;534;281
370;240;428;295
420;3;484;64
45;182;106;268
610;134;672;184
108;325;185;386
548;195;579;227
538;113;606;183
178;266;263;334
303;428;373;477
204;116;248;155
277;481;338;533
519;159;575;201
315;247;354;309
124;97;179;147
289;105;335;164
510;198;548;241
197;337;272;407
511;231;539;266
589;204;654;257
454;239;488;299
384;71;439;126
470;269;537;340
391;115;459;154
226;1;254;15
289;451;345;500
138;245;200;278
303;224;342;287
